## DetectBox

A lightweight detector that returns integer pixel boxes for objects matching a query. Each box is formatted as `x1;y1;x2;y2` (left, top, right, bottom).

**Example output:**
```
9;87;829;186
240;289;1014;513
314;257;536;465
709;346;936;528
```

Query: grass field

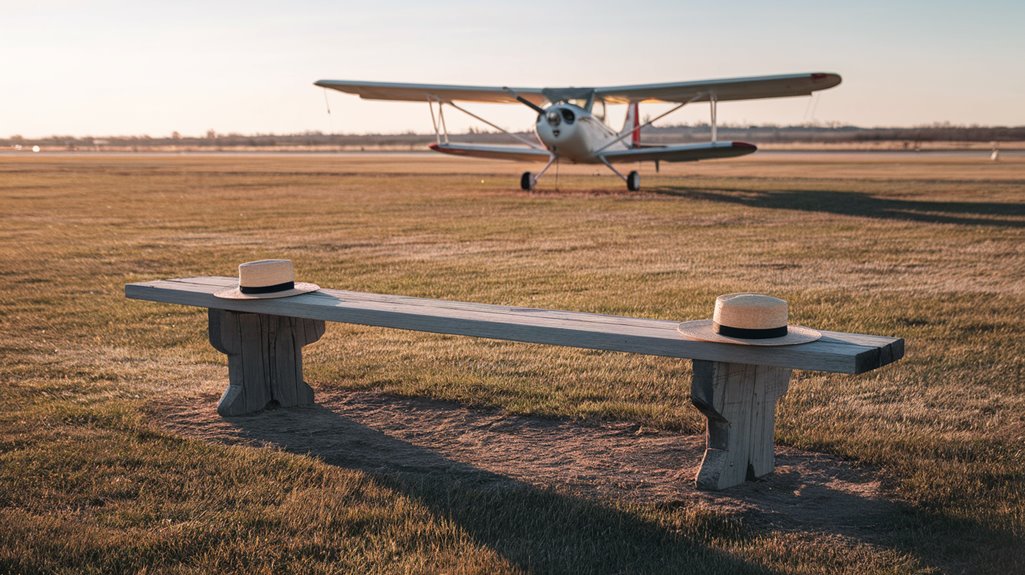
1;152;1024;573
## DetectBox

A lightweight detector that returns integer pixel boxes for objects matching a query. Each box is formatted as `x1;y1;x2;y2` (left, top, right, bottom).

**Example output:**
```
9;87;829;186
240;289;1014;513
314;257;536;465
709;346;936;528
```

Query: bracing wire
803;92;821;123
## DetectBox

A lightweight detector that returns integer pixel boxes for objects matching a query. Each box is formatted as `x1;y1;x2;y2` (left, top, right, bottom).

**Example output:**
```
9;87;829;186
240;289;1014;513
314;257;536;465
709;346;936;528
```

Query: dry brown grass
1;152;1024;573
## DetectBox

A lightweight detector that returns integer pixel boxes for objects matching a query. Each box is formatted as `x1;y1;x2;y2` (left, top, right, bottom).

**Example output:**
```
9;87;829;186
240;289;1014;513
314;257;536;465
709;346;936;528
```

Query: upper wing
602;141;757;164
428;142;551;163
594;73;841;104
315;72;840;106
314;80;548;105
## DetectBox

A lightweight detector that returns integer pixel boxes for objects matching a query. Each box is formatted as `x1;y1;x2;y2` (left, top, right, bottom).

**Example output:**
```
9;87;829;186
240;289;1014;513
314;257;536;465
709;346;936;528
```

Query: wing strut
710;93;718;142
594;93;703;154
426;97;452;144
445;101;545;150
427;98;445;144
439;101;450;142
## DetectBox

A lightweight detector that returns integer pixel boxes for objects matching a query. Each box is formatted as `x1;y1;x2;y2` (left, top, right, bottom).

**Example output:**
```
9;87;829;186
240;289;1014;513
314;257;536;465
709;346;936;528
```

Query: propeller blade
503;87;546;114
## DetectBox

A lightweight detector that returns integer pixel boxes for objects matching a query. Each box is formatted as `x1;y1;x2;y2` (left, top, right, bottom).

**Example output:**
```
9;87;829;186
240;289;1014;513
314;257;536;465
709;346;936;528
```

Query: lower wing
429;143;551;162
601;141;757;163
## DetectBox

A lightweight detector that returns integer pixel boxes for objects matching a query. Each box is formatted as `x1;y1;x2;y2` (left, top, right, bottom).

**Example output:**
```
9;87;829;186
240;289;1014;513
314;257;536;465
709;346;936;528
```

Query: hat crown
238;259;295;288
713;293;788;330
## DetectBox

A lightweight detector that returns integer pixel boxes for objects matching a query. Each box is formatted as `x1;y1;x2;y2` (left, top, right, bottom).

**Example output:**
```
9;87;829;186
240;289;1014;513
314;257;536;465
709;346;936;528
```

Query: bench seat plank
125;276;903;374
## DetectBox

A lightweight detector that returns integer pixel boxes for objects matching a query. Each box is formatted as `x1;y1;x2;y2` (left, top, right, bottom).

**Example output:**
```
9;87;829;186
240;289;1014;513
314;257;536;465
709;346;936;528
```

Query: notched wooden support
691;360;792;490
208;309;325;417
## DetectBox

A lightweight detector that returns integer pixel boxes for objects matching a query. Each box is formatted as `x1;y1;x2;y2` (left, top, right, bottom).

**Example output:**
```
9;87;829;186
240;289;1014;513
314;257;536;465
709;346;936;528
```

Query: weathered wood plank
128;277;903;374
157;277;904;350
239;313;272;414
272;316;298;407
692;360;791;490
207;309;323;416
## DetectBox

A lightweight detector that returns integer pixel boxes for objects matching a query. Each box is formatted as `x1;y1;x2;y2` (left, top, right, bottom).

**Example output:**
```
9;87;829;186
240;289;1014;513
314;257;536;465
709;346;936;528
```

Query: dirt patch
158;389;896;535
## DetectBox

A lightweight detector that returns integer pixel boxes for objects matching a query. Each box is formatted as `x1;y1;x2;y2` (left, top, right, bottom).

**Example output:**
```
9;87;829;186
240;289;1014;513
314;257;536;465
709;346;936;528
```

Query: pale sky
3;0;1023;138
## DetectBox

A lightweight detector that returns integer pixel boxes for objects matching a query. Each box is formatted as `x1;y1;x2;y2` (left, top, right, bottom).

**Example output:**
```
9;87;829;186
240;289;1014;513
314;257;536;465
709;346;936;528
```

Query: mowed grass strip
1;153;1023;573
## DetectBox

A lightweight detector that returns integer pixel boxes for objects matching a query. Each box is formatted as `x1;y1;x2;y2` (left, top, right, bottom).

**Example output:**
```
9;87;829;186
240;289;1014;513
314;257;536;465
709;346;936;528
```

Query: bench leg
208;309;325;417
691;360;792;490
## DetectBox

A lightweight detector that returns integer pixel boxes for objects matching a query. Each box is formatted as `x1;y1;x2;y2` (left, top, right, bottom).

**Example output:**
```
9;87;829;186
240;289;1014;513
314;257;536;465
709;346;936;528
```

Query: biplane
315;73;841;191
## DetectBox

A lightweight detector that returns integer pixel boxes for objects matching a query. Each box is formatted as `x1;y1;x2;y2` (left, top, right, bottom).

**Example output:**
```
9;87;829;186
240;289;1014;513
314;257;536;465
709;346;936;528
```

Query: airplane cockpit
545;107;577;127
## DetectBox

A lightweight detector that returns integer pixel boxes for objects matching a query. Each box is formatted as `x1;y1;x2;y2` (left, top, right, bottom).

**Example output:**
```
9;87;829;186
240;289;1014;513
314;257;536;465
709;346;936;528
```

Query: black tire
520;171;534;191
627;170;640;191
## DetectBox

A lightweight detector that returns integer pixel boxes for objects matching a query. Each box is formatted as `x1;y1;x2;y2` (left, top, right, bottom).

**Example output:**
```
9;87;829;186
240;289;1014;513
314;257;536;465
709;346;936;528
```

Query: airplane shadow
210;398;1008;573
651;186;1025;228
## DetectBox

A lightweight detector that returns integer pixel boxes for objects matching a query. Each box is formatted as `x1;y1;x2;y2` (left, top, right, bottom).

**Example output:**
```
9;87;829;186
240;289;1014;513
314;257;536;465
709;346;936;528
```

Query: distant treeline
643;124;1025;144
4;124;1024;150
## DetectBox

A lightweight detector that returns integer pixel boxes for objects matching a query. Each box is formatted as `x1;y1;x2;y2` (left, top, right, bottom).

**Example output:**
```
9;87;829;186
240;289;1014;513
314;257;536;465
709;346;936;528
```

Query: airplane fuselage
533;104;629;164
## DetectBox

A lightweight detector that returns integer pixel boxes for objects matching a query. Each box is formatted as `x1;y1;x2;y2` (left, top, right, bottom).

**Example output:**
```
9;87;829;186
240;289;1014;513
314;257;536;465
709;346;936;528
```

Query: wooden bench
125;276;904;490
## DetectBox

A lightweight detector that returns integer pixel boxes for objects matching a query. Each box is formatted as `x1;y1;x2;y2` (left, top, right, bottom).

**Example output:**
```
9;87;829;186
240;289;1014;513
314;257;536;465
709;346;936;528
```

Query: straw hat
214;259;320;300
677;293;820;346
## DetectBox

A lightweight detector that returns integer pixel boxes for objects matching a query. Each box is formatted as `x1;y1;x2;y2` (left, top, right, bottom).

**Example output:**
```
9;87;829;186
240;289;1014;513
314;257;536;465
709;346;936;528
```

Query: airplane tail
620;102;641;147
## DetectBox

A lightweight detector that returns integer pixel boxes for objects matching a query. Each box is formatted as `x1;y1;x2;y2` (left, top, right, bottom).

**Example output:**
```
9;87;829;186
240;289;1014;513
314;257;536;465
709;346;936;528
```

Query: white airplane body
315;73;841;191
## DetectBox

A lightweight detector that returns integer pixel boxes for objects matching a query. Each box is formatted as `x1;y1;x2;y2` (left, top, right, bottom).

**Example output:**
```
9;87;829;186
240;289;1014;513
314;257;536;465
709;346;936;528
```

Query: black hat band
239;281;294;295
713;322;788;339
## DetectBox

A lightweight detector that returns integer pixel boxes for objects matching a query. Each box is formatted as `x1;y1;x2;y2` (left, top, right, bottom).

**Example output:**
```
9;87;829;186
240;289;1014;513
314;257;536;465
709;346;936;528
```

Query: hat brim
213;282;320;300
676;319;821;347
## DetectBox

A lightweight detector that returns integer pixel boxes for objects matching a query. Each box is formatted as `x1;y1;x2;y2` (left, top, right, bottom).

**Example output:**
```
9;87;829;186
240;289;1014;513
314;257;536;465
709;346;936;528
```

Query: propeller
503;87;546;114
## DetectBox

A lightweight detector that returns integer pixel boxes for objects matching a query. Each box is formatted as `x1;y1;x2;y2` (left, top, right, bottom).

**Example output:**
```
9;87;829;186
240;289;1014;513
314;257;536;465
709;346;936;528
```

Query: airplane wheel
520;171;534;191
627;171;640;191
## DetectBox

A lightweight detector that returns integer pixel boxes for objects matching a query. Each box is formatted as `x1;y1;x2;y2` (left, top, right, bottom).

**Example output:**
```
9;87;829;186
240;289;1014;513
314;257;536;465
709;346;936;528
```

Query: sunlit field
1;152;1023;574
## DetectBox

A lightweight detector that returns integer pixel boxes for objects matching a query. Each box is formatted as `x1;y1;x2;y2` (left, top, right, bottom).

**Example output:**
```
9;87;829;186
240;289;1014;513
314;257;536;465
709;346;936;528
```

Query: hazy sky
3;0;1023;138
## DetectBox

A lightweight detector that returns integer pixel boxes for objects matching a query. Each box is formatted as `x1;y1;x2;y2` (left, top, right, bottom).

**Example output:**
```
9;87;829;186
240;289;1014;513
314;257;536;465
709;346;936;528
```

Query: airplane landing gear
626;170;640;192
598;156;642;192
520;171;534;191
519;155;556;191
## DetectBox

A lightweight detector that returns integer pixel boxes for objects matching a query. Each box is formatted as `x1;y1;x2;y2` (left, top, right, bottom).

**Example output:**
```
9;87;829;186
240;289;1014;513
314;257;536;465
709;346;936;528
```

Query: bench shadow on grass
221;402;1001;574
228;404;775;574
652;186;1025;228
